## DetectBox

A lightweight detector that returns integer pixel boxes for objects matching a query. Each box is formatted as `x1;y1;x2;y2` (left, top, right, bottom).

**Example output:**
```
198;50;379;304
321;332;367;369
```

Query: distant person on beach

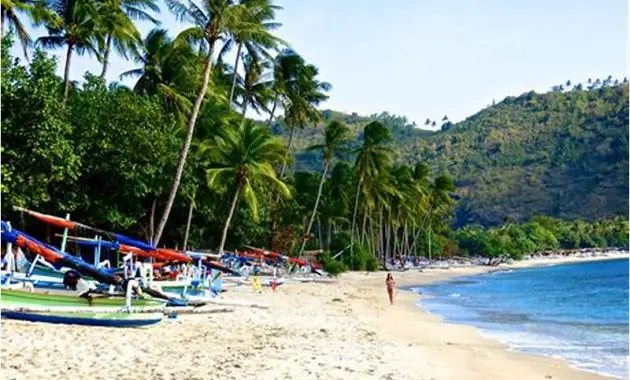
386;273;395;305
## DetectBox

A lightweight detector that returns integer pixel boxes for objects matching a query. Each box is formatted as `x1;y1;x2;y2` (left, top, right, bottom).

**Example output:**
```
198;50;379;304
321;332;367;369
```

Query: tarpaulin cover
114;234;155;251
72;239;120;250
1;222;123;286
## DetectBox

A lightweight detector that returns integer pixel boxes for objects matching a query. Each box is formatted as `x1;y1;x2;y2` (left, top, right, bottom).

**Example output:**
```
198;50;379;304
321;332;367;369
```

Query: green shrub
320;253;347;276
365;255;379;271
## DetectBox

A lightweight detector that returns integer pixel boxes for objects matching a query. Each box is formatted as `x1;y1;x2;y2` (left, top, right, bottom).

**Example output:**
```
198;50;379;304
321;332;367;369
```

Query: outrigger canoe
1;289;165;327
1;309;163;328
0;289;164;308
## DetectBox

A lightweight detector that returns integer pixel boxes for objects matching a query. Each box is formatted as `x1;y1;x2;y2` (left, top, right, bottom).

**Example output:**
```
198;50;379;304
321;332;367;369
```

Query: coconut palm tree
235;52;273;118
350;121;393;258
120;28;199;115
224;0;283;109
202;120;290;254
153;0;282;245
266;54;330;249
279;61;331;177
97;0;159;80
263;48;301;127
1;0;50;60
36;0;102;102
298;120;350;255
425;175;455;260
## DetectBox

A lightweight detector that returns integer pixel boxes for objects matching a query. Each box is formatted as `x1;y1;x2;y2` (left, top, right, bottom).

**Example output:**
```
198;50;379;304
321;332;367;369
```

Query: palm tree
264;48;302;127
1;0;49;60
224;0;283;109
36;0;102;102
236;53;272;118
298;120;350;255
203;120;290;254
120;28;199;115
97;0;159;80
279;61;331;177
425;175;455;260
153;0;282;245
350;121;393;258
267;53;330;249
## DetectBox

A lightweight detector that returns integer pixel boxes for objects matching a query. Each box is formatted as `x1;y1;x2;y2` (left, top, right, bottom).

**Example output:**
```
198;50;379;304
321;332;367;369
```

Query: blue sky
10;0;628;127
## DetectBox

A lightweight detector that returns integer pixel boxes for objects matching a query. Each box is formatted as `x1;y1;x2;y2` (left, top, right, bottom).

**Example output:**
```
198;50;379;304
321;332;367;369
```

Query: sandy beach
1;253;627;380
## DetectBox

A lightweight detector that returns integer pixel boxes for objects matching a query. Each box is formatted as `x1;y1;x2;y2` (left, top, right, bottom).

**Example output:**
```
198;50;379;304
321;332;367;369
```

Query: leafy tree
298;120;350;254
154;0;283;245
97;0;159;79
224;0;283;109
203;120;290;254
36;0;102;102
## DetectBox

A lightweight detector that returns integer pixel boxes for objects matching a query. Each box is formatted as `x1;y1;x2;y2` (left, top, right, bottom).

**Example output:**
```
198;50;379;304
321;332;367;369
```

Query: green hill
275;84;629;227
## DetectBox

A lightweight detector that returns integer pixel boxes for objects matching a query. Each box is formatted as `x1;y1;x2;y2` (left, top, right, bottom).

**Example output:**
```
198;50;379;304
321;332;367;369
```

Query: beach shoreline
394;252;629;379
1;252;627;379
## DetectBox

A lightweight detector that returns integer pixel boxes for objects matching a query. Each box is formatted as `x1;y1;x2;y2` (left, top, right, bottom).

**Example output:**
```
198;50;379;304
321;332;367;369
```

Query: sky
10;0;628;127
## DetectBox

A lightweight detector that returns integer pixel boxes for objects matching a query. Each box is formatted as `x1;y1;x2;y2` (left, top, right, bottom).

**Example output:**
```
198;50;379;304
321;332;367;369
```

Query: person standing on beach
386;273;395;305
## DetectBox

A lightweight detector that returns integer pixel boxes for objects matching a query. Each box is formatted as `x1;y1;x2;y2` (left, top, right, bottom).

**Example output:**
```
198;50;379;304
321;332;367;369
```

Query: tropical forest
1;0;628;274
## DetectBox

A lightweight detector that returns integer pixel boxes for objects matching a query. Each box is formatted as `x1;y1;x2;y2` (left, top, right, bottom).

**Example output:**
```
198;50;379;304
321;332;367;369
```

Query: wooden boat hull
1;289;164;308
1;310;162;327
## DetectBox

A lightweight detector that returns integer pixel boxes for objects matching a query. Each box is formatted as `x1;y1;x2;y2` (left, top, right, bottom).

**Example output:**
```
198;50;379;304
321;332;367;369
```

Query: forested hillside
278;83;629;227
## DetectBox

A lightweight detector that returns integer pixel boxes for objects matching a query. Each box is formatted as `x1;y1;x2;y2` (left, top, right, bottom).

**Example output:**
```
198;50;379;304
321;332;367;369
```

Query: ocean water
411;258;629;379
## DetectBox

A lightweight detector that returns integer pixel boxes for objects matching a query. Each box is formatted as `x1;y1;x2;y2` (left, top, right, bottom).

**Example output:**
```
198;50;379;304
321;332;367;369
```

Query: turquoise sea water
411;258;629;379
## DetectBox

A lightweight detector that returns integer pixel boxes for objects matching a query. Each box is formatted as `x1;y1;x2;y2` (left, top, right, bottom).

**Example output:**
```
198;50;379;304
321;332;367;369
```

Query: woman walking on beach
386;273;395;305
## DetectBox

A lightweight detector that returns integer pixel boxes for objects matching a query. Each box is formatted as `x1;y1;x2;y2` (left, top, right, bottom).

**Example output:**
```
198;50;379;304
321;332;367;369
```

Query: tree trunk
299;160;329;255
369;213;375;257
279;125;296;179
240;98;248;120
266;99;278;127
392;225;399;257
350;176;363;261
379;207;385;266
317;217;322;250
326;222;332;250
153;43;216;246
217;178;243;255
403;222;409;262
428;219;432;261
361;211;368;245
100;34;112;80
63;42;74;103
149;198;157;244
183;195;195;250
268;123;297;248
228;42;242;109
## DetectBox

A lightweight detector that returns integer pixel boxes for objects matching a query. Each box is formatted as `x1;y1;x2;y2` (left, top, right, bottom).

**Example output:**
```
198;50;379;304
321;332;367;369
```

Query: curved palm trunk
349;175;363;264
182;196;195;250
149;198;157;244
228;42;242;110
266;99;278;127
218;178;243;255
100;34;113;80
240;98;248;120
299;160;330;255
279;124;296;179
153;44;216;245
268;124;297;248
63;42;74;103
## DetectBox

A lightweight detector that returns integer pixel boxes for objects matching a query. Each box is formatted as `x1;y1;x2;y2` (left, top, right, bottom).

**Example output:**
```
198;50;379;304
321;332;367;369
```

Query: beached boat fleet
1;207;328;328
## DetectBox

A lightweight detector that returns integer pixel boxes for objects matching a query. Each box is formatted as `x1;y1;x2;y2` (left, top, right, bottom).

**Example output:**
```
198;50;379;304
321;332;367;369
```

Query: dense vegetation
1;0;627;273
277;84;629;228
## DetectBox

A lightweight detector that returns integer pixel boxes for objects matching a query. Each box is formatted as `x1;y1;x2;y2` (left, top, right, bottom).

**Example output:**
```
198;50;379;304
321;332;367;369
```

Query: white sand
1;254;626;380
